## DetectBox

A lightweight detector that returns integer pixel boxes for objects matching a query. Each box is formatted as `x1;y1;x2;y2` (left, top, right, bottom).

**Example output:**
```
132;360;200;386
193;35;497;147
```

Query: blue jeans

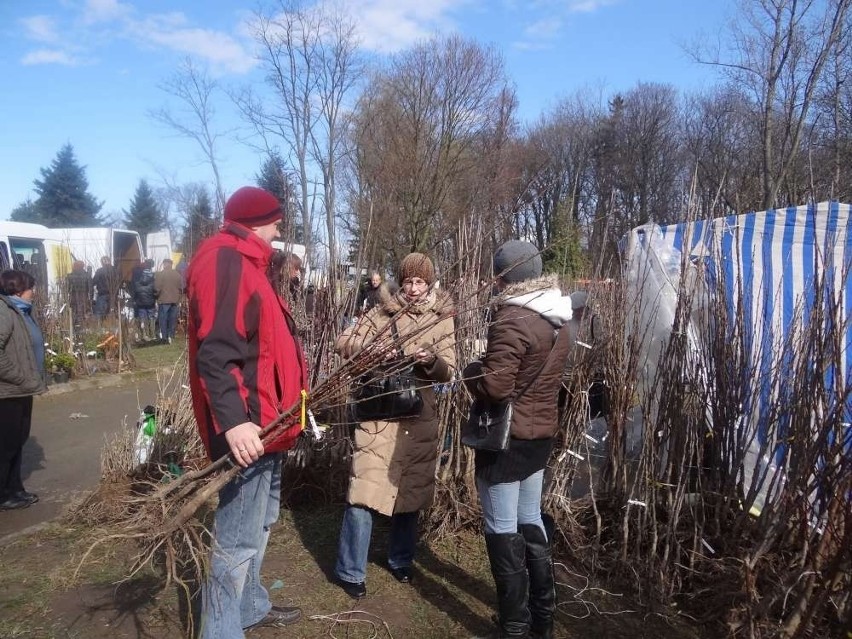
158;303;178;339
476;469;546;537
94;293;110;318
200;453;282;639
135;306;155;320
334;505;419;584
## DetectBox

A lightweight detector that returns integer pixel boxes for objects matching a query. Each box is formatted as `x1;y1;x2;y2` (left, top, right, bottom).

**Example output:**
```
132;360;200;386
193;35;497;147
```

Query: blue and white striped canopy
651;201;852;462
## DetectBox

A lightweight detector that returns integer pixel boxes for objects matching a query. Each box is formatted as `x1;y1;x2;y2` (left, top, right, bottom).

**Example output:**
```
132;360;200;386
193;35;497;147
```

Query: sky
1;0;736;225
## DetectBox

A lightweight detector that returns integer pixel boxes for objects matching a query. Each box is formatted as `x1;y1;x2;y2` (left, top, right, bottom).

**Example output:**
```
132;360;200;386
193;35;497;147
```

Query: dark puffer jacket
0;295;47;399
131;265;156;308
464;275;574;441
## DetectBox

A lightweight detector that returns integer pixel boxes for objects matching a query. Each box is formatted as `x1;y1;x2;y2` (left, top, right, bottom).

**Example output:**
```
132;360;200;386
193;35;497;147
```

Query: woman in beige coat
333;253;456;599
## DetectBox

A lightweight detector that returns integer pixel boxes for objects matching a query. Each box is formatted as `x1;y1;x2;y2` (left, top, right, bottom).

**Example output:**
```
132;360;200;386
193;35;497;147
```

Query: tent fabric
627;201;852;511
655;201;850;428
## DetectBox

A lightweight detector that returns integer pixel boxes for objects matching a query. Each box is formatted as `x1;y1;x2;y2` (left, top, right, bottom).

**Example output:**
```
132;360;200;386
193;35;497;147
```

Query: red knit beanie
224;186;283;227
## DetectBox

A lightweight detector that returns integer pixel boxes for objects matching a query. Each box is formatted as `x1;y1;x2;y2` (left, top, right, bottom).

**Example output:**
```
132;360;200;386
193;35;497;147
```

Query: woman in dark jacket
463;241;574;639
0;270;47;510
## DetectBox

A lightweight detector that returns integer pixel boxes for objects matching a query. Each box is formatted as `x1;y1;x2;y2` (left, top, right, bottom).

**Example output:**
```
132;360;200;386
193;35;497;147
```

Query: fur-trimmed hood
496;274;573;327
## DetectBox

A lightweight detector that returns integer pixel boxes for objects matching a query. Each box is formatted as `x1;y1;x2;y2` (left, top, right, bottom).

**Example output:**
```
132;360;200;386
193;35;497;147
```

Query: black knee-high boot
519;516;555;639
485;533;531;638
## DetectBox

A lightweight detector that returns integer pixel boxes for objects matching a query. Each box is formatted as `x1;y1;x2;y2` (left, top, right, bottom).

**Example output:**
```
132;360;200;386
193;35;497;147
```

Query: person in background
333;253;456;600
463;240;574;639
66;260;93;324
269;251;303;300
187;186;307;637
357;271;382;313
0;270;47;511
154;258;183;343
570;291;608;419
559;291;608;421
131;259;156;341
92;256;118;321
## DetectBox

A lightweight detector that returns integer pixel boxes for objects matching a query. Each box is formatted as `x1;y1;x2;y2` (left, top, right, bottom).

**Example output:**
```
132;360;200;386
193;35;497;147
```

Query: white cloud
347;0;469;53
140;26;257;74
510;0;621;50
21;49;82;66
16;4;256;75
566;0;621;13
20;15;60;43
523;17;563;39
512;15;563;50
128;13;256;74
81;0;133;24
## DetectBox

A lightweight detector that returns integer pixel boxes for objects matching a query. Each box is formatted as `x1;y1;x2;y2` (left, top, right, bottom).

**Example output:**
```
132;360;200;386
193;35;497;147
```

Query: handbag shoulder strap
513;327;561;400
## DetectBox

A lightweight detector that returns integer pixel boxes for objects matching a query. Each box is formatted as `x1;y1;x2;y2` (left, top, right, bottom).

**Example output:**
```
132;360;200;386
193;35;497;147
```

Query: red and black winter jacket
187;223;307;461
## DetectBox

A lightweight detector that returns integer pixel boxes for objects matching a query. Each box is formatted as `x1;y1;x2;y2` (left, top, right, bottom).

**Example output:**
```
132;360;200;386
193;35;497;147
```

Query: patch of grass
128;337;186;371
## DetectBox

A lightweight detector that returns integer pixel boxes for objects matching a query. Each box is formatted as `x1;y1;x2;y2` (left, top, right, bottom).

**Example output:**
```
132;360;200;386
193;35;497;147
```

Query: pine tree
180;190;217;258
542;203;587;278
256;153;302;243
11;144;103;226
123;179;167;239
9;199;37;223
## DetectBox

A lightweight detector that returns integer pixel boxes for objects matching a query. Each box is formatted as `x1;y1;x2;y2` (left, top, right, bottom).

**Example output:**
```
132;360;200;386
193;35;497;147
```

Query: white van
145;229;176;268
52;227;144;285
0;222;146;300
0;221;65;296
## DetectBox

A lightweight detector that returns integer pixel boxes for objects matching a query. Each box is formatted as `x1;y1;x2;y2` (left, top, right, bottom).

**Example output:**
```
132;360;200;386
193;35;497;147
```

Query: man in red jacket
187;186;307;638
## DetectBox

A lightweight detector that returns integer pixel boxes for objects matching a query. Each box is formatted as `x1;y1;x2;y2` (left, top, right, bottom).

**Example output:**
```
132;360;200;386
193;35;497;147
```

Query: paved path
0;373;161;544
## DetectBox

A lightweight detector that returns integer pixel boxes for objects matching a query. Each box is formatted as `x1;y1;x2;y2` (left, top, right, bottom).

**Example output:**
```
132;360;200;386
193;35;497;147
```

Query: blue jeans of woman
476;469;546;536
334;505;419;584
200;453;282;639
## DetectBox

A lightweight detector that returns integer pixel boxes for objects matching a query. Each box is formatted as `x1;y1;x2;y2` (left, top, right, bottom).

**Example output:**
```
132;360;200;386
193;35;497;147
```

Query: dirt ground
0;350;704;638
0;504;704;639
0;373;161;543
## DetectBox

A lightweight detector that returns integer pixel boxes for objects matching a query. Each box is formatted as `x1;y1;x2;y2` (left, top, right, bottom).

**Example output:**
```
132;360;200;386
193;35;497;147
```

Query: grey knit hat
493;240;542;283
570;291;589;310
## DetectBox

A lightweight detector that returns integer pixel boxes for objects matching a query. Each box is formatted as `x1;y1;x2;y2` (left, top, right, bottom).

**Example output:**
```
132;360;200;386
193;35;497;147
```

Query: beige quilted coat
336;289;456;515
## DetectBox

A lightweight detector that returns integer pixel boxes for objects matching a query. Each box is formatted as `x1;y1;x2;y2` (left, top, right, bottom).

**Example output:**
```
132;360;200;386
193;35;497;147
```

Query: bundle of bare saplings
72;234;850;639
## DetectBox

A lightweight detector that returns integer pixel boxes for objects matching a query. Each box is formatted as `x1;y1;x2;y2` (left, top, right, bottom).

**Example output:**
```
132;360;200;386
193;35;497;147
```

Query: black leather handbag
461;399;513;451
353;321;423;422
354;364;423;421
461;329;561;451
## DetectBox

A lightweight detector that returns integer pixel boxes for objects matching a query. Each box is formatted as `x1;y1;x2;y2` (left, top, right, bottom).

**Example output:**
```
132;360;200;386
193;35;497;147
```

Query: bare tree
518;88;602;263
695;0;852;209
309;4;361;285
586;83;683;269
809;19;852;201
347;35;512;262
236;3;317;261
149;57;228;217
682;85;762;214
236;1;360;277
